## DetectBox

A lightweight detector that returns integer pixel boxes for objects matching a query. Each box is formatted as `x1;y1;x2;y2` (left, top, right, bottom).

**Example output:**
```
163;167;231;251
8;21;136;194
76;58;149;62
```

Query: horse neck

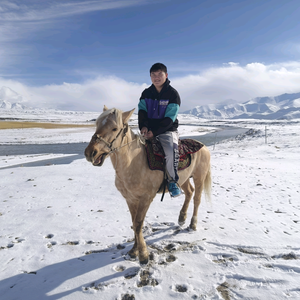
109;128;144;171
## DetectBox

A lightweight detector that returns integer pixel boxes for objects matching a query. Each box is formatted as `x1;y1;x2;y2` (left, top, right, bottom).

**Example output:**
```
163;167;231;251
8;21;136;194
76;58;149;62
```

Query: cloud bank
0;76;147;112
173;61;300;110
1;61;300;112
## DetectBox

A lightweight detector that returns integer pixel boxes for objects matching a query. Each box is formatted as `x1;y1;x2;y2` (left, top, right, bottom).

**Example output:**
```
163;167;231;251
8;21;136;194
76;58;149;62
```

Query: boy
138;63;181;197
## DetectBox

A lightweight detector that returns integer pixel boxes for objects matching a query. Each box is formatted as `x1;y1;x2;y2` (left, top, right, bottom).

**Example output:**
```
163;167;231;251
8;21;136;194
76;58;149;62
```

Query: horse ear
122;108;135;124
103;105;108;112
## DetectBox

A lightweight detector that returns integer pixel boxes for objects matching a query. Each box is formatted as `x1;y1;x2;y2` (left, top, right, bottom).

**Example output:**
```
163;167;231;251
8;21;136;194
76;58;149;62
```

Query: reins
92;124;144;156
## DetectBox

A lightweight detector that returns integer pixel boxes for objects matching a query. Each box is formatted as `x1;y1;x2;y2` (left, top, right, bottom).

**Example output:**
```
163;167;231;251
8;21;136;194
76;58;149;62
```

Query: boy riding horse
138;63;182;197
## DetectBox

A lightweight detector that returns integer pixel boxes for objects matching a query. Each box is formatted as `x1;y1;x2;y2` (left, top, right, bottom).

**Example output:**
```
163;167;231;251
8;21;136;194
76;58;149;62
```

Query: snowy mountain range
0;86;27;110
1;85;300;120
184;92;300;120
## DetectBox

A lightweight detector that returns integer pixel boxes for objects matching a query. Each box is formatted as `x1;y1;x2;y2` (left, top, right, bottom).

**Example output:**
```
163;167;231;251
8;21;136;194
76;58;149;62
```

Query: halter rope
92;124;145;156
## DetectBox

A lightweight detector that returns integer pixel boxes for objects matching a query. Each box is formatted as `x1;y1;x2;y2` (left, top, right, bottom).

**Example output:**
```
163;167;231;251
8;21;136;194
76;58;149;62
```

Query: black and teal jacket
138;79;181;137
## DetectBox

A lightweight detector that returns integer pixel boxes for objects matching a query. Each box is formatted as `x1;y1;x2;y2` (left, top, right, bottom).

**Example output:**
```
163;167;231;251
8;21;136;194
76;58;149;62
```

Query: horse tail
204;166;212;202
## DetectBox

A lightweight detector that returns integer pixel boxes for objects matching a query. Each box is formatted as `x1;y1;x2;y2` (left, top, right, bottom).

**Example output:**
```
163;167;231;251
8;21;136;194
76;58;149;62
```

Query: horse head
84;105;135;166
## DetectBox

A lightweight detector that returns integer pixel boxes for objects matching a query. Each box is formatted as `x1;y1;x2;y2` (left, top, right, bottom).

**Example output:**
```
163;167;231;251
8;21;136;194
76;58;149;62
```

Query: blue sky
1;0;300;111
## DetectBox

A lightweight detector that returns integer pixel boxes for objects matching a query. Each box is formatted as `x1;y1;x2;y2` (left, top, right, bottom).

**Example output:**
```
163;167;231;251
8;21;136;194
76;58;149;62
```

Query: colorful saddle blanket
145;138;204;171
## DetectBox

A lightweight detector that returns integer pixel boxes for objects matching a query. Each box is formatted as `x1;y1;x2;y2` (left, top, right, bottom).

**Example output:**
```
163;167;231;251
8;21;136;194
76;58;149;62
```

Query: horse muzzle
84;146;108;167
92;152;108;167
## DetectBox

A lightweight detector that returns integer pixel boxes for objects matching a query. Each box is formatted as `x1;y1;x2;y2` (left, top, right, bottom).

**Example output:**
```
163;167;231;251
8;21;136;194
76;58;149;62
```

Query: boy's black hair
150;63;167;74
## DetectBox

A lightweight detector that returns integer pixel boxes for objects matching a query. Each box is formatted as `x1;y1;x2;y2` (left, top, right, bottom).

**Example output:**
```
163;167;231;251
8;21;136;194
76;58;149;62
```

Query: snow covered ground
0;108;100;124
1;114;300;300
0;113;216;146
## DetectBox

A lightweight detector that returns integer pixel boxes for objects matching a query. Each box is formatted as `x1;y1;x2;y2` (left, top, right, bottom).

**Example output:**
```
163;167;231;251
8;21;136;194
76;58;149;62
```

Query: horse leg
178;179;194;226
132;199;152;265
125;201;139;259
190;177;204;231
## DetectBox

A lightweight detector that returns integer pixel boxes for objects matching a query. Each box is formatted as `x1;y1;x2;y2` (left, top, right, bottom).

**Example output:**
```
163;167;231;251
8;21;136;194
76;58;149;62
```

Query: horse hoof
128;251;138;259
139;257;149;265
189;224;197;231
178;213;187;225
178;221;185;226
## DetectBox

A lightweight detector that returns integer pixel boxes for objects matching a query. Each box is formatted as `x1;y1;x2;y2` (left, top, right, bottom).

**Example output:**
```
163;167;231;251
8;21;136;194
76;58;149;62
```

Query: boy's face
150;70;168;90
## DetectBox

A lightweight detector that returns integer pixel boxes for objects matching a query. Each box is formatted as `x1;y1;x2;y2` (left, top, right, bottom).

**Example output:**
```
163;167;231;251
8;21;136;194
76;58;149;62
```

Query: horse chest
116;174;139;191
115;174;137;196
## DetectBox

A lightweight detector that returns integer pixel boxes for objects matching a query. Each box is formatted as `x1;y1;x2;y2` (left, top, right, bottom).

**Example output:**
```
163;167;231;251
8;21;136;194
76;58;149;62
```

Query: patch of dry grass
0;121;95;130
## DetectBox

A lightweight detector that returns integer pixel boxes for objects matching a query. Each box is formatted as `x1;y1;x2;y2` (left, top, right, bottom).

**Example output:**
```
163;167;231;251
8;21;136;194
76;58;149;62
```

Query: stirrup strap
160;160;167;202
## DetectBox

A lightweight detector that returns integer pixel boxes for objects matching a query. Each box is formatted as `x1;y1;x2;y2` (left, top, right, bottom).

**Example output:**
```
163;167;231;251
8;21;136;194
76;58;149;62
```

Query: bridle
92;123;142;156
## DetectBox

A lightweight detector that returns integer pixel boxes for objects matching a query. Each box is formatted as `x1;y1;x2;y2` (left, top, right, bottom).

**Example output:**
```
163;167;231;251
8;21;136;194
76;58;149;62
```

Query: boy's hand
141;127;153;139
145;131;153;139
141;127;148;136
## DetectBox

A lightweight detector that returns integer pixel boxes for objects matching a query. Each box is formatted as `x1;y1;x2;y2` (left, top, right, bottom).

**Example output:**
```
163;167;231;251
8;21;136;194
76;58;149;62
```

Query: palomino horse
84;106;211;264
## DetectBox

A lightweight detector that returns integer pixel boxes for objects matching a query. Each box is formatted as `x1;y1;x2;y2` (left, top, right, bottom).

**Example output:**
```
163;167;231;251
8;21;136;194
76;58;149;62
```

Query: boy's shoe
168;182;181;198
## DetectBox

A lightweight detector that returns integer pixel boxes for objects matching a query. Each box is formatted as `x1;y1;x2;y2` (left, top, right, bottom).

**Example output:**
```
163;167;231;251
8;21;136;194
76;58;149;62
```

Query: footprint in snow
47;241;57;248
44;234;54;239
173;284;188;293
132;269;159;288
271;252;299;260
120;294;135;300
65;241;79;245
114;265;126;272
1;243;14;249
123;267;140;279
207;253;239;264
14;237;25;243
150;240;205;255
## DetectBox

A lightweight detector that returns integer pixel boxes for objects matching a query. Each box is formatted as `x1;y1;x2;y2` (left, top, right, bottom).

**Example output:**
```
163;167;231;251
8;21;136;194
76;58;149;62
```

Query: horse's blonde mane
95;107;144;149
96;108;123;129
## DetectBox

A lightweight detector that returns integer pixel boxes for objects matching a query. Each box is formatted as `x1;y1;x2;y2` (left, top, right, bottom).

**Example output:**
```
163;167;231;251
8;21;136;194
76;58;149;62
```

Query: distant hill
0;86;100;123
2;85;300;120
183;92;300;120
0;86;27;110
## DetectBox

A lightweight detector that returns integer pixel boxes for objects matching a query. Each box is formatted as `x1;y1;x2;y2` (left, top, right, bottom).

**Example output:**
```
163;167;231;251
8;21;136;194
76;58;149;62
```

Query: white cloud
0;76;148;112
172;61;300;110
0;1;150;22
1;61;300;112
0;0;154;44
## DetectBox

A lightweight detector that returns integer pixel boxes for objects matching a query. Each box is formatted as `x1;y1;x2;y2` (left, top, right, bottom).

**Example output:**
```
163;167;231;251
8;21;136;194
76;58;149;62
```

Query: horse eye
112;128;117;132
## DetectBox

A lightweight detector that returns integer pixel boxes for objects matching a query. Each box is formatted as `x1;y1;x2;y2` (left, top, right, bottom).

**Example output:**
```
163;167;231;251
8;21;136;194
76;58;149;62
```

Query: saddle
144;138;204;172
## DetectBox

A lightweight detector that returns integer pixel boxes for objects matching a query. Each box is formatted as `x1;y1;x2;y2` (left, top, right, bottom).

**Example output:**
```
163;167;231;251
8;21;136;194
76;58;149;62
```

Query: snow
292;99;300;108
0;114;215;146
0;86;24;103
0;127;95;145
0;108;100;123
185;92;300;120
1;112;300;300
